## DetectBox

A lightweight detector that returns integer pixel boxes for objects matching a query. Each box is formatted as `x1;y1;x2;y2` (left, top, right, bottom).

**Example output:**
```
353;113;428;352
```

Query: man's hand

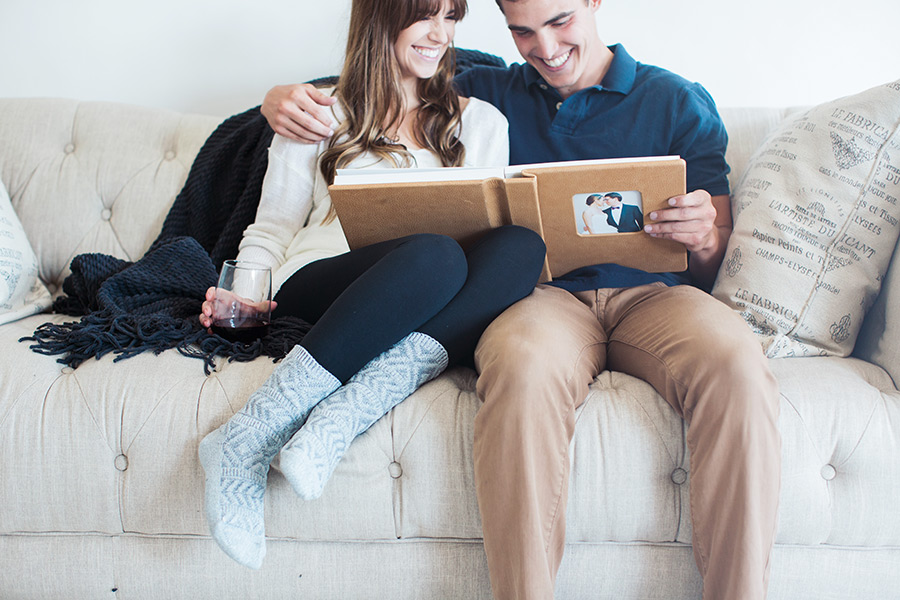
645;190;732;289
645;190;722;252
261;84;338;143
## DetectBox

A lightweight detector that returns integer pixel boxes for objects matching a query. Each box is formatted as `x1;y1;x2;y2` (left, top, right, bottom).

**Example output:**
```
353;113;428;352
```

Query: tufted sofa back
0;98;221;296
0;97;897;384
0;99;795;293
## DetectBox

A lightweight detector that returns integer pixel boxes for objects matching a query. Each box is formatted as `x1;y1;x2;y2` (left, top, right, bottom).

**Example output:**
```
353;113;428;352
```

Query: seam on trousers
545;340;606;556
685;433;709;578
543;399;572;557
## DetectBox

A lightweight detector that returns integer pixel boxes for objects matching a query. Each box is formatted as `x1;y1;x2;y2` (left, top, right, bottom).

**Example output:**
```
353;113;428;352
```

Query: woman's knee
468;226;546;291
402;232;463;258
400;233;467;286
482;225;546;263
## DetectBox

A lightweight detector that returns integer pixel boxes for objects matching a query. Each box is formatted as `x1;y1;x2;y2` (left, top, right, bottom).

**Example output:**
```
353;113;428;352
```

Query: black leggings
272;225;546;383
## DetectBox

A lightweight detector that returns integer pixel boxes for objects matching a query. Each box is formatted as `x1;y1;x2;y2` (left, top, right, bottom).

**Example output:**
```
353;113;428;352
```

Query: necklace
380;105;419;145
379;131;401;144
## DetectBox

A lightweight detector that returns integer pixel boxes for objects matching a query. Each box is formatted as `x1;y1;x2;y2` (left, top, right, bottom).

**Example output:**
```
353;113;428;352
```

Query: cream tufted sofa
1;97;899;599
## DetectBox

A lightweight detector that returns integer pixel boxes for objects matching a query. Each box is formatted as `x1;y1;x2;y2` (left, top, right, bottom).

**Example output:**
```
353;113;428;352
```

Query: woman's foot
199;345;340;567
280;332;448;500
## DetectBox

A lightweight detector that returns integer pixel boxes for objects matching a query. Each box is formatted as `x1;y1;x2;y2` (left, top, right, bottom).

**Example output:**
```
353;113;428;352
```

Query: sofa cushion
713;80;900;357
6;312;899;552
0;175;51;324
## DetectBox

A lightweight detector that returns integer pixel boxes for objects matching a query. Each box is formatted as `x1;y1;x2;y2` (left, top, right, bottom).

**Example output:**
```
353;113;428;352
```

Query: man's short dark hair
603;192;623;202
495;0;591;12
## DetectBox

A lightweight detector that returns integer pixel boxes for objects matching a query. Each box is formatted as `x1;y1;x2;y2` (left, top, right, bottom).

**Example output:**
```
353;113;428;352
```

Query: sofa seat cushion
769;356;900;546
5;310;899;551
2;314;225;535
566;356;900;548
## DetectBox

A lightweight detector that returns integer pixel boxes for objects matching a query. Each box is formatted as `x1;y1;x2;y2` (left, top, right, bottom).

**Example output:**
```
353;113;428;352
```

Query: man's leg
602;284;780;600
473;285;606;600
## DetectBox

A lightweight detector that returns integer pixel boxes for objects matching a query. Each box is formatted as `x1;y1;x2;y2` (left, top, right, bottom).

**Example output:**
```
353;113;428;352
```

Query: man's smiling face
500;0;607;99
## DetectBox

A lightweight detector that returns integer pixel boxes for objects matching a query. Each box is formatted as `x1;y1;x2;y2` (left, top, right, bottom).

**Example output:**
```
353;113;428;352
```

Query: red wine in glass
211;316;270;344
211;260;273;344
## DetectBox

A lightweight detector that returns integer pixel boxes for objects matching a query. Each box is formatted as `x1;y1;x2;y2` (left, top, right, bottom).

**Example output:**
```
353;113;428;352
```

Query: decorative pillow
0;178;52;325
713;80;900;358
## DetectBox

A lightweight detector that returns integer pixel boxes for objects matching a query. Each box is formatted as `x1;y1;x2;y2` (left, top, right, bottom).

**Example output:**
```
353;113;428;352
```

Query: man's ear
589;0;602;13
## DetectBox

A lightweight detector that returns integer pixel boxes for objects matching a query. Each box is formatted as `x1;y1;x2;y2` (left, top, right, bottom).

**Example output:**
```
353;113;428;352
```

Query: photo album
329;156;688;281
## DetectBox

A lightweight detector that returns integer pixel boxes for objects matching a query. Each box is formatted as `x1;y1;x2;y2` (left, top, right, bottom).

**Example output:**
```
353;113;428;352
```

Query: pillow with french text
712;80;900;357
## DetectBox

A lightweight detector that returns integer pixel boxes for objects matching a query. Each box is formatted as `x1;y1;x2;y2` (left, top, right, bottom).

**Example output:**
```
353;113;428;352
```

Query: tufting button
114;454;129;471
388;461;403;479
671;467;688;485
164;150;176;160
820;464;836;481
64;143;75;154
101;208;112;221
61;366;74;374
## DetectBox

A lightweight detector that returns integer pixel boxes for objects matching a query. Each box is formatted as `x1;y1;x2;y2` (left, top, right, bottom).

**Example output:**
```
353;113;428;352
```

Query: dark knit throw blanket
23;106;311;373
154;106;275;270
23;49;507;373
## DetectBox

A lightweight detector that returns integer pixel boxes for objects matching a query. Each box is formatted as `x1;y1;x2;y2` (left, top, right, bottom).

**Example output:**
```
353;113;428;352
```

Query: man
600;192;643;232
259;1;781;599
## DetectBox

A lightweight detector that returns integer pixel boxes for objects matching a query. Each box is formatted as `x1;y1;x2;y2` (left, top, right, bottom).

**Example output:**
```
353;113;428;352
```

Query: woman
198;0;545;570
582;193;615;234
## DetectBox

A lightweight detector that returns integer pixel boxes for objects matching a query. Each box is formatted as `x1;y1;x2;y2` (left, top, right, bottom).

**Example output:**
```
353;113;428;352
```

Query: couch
1;96;899;600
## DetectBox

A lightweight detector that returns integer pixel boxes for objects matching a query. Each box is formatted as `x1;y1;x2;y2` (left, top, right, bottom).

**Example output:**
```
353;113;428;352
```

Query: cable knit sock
279;331;448;500
198;345;340;569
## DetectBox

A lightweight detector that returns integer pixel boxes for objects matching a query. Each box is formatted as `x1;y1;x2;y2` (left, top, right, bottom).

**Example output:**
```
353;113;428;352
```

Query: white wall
1;0;897;117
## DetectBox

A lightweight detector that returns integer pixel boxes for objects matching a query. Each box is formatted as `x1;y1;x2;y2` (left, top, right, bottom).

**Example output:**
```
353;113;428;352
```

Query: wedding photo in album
329;156;688;281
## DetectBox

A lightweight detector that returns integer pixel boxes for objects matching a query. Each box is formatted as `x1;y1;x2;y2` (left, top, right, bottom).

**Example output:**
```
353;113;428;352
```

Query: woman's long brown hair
319;0;468;222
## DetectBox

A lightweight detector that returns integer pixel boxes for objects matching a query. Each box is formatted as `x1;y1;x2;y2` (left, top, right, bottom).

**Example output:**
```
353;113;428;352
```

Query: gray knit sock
198;345;340;568
279;332;448;500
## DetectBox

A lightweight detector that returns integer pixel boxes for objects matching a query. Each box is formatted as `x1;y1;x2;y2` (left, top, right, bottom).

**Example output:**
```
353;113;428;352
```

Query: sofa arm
855;233;900;388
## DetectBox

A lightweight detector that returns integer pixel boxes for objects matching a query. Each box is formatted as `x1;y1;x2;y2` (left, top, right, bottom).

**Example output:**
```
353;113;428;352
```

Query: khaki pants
473;283;781;600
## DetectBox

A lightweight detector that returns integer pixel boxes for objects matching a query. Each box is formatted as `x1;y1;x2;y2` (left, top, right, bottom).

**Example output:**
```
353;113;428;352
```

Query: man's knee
476;314;561;398
474;288;604;419
693;330;780;430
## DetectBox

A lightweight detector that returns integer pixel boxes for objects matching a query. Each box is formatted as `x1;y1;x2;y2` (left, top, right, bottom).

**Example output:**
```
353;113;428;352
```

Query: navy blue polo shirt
455;44;730;291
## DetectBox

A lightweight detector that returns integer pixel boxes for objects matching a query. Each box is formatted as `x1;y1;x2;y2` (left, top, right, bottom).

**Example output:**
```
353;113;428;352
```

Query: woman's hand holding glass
200;260;277;343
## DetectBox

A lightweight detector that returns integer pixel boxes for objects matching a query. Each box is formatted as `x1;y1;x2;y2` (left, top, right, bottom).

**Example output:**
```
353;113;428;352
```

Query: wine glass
209;260;272;343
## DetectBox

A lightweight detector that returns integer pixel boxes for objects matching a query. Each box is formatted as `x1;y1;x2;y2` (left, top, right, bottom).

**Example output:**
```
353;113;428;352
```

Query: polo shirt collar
523;43;637;95
601;44;636;94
